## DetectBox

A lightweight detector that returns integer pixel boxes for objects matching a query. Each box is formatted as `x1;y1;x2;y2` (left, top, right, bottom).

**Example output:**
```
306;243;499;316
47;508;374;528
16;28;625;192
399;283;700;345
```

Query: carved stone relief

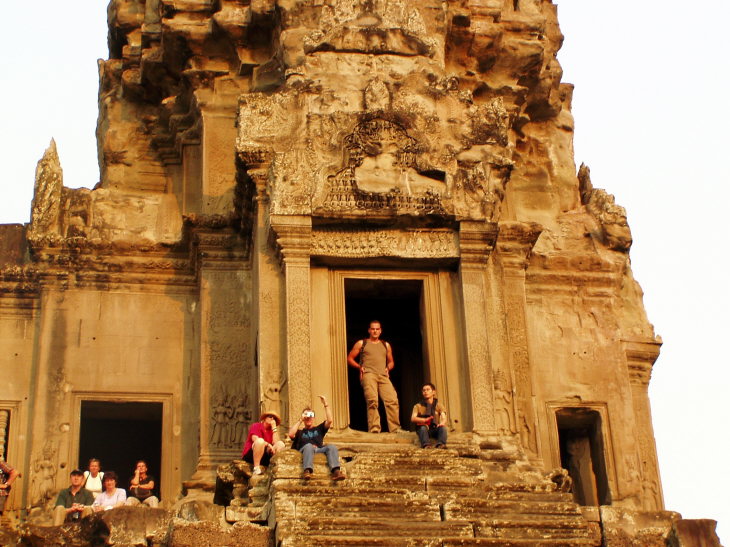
30;442;57;508
209;389;251;450
320;118;446;217
311;228;458;259
493;370;516;435
305;0;438;58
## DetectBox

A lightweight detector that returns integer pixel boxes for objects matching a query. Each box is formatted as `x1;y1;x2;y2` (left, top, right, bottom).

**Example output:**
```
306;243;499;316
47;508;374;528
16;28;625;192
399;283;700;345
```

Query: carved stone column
495;221;542;455
247;162;287;422
188;228;250;487
623;337;664;510
270;215;313;423
458;221;499;433
0;409;8;460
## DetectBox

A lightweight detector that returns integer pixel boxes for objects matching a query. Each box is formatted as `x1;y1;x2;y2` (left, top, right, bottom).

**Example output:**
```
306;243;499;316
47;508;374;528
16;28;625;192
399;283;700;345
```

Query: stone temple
0;0;721;545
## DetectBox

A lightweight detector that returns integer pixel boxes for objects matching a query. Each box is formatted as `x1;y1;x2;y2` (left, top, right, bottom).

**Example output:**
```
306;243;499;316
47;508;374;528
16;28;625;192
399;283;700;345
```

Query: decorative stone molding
623;338;662;386
459;221;498;268
495;221;543;272
311;228;459;260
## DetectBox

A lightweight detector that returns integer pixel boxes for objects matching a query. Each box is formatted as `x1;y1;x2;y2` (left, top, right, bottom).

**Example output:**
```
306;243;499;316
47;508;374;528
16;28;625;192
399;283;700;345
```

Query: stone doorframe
545;400;618;504
68;392;175;503
325;269;452;431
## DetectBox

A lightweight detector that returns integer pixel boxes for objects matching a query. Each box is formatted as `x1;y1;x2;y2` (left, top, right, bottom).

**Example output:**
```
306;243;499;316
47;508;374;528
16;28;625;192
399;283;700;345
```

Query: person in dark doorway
0;459;19;516
83;458;104;499
411;383;448;449
347;320;402;433
125;460;159;508
288;395;346;481
52;469;94;525
241;410;286;475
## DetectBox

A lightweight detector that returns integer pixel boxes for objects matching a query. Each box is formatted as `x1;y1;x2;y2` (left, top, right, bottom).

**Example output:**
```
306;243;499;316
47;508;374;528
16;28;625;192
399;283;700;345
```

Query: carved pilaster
495;221;542;455
270;215;313;423
458;221;498;433
623;337;664;510
0;410;8;460
189;228;250;485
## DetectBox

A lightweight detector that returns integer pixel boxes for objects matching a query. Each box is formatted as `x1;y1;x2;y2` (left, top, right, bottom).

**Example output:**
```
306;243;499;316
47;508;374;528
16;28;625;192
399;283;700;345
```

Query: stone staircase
249;433;602;546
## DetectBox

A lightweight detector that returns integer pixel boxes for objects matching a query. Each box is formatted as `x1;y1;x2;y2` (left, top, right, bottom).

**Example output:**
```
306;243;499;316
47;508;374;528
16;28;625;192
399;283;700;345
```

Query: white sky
0;1;727;541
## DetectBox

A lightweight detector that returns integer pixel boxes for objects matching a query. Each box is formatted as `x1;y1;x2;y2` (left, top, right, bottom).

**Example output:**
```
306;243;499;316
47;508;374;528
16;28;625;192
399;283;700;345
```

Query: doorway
345;278;425;431
78;401;163;499
556;407;611;506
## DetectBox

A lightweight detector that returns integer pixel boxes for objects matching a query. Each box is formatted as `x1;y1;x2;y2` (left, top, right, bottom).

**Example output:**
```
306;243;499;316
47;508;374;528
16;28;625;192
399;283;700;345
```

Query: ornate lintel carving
622;337;663;386
495;221;543;271
458;221;498;268
311;228;459;260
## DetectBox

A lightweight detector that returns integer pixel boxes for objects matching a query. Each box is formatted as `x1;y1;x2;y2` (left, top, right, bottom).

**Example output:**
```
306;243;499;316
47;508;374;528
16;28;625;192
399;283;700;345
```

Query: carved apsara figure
30;443;56;508
493;370;516;435
210;394;234;448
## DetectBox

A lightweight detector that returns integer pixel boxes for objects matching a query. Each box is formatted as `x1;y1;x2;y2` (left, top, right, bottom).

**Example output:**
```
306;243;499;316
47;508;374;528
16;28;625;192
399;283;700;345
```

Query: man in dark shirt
288;395;345;481
0;459;19;516
53;469;94;525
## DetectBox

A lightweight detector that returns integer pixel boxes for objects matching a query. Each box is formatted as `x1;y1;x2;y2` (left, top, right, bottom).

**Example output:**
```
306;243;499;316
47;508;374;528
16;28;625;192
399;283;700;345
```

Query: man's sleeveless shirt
361;341;387;374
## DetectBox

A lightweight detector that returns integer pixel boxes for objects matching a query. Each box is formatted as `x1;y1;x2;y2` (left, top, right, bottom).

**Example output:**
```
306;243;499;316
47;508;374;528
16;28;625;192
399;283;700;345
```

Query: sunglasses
302;411;315;418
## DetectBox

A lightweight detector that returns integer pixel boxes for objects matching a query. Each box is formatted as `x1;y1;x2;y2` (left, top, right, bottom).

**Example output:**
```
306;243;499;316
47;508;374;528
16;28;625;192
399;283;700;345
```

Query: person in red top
0;459;19;516
242;411;285;475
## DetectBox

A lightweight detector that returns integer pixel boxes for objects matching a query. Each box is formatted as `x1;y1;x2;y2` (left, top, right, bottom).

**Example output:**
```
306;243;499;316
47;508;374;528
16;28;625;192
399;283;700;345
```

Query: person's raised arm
319;395;333;428
288;416;301;440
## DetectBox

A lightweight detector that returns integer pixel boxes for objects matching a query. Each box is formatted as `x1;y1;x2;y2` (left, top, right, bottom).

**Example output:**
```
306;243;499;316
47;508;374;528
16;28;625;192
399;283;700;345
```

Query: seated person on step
53;469;94;525
125;460;159;508
288;395;346;481
83;458;104;499
411;383;448;449
242;410;285;476
92;471;126;511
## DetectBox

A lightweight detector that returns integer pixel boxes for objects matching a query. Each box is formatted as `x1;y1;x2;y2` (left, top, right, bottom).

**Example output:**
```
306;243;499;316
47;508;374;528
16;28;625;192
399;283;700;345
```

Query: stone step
275;493;441;521
444;497;583;518
286;537;599;547
277;517;475;539
474;517;594;539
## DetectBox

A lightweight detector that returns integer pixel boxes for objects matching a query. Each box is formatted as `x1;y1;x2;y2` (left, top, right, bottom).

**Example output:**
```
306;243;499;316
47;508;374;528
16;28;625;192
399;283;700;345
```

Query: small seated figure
92;471;126;511
83;458;104;499
411;383;448;449
125;460;159;508
241;410;285;476
52;469;94;525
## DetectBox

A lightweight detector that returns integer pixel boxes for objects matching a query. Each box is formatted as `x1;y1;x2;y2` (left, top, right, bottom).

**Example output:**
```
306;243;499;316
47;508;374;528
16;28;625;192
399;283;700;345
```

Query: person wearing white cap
241;410;285;475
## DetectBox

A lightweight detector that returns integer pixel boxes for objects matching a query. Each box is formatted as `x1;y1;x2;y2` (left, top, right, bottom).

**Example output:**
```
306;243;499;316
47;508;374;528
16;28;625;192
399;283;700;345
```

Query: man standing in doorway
347;320;402;433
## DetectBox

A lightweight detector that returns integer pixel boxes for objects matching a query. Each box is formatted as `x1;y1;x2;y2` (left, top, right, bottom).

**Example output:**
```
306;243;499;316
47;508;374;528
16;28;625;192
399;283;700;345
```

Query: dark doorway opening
78;401;163;500
345;278;425;431
556;408;611;506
